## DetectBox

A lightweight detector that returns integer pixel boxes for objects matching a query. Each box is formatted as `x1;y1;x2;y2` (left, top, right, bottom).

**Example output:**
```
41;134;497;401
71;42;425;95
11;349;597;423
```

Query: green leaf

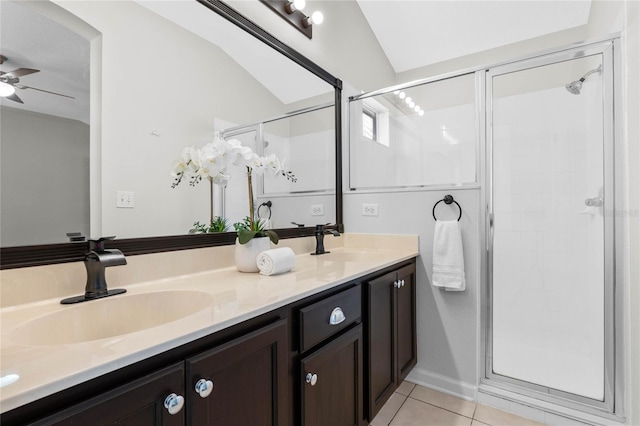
265;230;279;245
238;230;258;244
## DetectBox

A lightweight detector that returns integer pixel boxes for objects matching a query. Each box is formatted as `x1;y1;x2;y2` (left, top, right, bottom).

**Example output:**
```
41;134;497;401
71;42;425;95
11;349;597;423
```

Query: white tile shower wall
492;79;605;400
344;189;480;398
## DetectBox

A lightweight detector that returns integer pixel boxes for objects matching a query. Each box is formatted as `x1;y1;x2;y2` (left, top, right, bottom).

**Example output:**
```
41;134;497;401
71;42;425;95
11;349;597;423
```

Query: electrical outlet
116;191;135;208
362;203;379;216
311;204;324;216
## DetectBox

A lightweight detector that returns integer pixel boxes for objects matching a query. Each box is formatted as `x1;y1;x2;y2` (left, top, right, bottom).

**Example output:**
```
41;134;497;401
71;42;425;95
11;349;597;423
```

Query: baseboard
405;367;477;402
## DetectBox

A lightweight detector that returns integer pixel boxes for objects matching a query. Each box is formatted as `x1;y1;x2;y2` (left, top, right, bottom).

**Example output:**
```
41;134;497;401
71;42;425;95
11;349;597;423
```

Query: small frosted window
363;109;376;141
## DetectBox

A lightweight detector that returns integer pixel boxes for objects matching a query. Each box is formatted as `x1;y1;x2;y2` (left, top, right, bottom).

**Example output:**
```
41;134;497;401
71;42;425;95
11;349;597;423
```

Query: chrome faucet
311;224;340;255
61;237;127;304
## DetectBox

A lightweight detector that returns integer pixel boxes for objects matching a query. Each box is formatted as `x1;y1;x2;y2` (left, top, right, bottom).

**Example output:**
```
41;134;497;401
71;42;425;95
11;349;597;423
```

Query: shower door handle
489;213;494;237
584;196;603;207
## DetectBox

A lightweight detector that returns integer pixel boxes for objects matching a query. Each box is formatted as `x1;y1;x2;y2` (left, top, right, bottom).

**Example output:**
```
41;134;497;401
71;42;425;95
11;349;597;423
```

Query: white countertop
0;237;418;414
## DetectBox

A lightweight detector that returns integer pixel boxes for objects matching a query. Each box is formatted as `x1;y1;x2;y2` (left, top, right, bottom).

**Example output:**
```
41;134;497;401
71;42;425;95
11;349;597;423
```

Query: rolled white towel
257;247;296;276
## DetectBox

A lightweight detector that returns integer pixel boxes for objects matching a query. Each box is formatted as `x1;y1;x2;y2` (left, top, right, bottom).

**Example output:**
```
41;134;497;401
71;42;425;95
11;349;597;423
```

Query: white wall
54;0;289;238
0;107;90;246
344;188;480;397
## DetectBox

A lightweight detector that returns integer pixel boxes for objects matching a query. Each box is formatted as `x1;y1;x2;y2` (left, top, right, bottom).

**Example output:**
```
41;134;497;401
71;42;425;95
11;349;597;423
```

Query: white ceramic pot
235;236;271;272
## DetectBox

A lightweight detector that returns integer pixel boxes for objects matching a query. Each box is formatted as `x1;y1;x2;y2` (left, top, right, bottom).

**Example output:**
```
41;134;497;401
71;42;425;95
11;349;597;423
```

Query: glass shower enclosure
484;40;619;415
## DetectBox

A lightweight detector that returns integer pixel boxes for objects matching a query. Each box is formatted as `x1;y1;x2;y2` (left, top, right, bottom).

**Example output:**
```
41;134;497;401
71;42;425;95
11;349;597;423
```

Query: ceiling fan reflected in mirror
0;54;75;104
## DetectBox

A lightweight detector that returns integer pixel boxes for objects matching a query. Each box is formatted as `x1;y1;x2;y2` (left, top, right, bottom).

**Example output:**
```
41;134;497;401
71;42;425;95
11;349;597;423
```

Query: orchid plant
172;136;296;241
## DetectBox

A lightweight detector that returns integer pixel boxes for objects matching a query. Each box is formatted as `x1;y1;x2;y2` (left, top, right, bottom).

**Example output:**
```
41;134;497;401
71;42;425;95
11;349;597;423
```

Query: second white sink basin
10;290;214;346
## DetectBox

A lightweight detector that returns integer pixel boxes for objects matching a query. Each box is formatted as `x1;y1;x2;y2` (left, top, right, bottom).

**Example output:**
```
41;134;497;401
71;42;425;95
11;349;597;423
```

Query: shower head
565;65;602;95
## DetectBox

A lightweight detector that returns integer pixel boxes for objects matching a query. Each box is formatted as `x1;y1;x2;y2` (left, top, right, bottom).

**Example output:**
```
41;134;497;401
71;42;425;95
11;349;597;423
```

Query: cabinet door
366;270;396;419
31;363;185;426
300;324;364;426
186;319;289;426
396;264;417;382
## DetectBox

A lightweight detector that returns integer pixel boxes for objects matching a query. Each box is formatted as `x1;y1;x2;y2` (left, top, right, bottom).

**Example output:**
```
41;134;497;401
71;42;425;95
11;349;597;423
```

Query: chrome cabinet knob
393;281;400;288
401;279;406;287
164;393;184;415
329;307;346;325
195;378;214;398
305;372;318;386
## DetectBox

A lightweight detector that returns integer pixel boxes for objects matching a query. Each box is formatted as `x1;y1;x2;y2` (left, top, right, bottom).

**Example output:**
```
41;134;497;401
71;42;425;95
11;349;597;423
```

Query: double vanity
0;234;418;425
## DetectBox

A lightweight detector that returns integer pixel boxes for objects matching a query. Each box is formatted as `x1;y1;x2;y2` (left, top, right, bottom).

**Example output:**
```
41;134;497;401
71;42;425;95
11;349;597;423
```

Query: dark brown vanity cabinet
30;362;186;426
24;320;288;426
298;285;366;426
186;319;289;425
366;262;417;420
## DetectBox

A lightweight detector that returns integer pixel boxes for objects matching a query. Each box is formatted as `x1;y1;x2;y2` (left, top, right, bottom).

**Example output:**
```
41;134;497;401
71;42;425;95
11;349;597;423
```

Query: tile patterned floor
370;382;546;426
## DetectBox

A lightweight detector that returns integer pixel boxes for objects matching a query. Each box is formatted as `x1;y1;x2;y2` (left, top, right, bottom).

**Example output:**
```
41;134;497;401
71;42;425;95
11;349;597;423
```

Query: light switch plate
116;191;135;208
311;204;324;216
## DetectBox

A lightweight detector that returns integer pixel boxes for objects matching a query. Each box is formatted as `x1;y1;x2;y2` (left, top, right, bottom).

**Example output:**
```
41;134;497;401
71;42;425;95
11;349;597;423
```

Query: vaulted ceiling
355;0;592;73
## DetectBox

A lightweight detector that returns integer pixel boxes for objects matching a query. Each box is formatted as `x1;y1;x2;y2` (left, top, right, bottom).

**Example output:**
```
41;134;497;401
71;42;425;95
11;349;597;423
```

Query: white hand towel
432;220;466;291
257;247;296;276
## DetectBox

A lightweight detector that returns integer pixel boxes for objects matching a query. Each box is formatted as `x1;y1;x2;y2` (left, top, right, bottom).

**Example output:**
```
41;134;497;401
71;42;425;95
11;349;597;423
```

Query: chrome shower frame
480;38;626;422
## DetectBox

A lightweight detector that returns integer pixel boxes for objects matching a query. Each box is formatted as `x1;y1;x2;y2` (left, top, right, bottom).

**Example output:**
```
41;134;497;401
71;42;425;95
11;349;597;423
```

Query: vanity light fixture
260;0;323;39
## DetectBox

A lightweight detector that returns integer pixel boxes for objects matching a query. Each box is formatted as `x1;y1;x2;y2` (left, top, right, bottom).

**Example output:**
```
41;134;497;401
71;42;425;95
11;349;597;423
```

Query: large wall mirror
0;0;343;268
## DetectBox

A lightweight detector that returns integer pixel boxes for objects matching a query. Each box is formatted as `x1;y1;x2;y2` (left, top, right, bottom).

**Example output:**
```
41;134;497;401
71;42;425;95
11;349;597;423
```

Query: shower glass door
487;44;614;408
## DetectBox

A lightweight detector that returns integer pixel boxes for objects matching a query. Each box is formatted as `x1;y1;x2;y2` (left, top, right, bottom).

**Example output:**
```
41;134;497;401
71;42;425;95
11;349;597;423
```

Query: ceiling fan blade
4;92;24;104
5;68;40;78
21;85;75;99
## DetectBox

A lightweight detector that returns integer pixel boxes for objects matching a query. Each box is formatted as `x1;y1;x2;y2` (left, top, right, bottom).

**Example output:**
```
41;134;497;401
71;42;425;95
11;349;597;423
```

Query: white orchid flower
200;143;226;174
212;172;231;187
263;154;281;175
232;146;254;167
188;147;202;169
172;147;192;175
246;153;266;174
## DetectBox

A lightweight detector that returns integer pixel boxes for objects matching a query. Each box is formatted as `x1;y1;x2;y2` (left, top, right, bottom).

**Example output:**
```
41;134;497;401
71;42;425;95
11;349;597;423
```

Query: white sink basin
11;290;214;346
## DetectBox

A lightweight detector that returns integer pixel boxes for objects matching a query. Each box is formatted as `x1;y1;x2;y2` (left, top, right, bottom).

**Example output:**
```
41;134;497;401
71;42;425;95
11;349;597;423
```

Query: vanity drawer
299;285;361;353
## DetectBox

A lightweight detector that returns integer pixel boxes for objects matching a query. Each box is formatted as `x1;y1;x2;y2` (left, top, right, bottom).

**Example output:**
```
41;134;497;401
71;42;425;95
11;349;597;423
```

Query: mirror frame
0;0;343;269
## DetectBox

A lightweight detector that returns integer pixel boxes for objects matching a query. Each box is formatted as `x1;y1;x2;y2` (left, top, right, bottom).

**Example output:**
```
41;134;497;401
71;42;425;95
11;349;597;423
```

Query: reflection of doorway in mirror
0;0;95;247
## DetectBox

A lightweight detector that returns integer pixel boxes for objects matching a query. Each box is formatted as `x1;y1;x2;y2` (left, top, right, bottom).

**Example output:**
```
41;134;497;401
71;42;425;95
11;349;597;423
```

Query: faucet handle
88;236;116;252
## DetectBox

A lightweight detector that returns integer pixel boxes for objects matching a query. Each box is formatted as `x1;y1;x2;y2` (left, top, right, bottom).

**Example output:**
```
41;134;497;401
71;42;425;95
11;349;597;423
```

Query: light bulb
414;105;420;112
405;96;412;104
285;0;305;13
409;101;415;108
311;11;324;25
399;92;406;99
393;90;400;95
0;81;16;97
418;110;425;116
